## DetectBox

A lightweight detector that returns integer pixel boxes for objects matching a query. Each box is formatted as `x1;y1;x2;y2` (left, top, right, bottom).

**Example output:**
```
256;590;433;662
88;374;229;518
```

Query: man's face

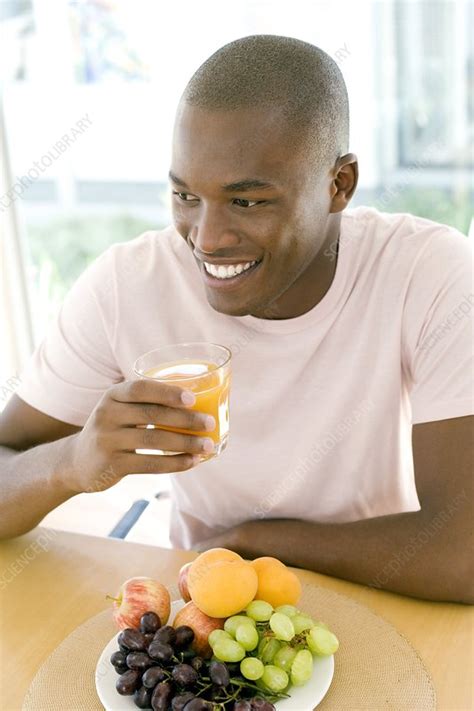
170;103;337;318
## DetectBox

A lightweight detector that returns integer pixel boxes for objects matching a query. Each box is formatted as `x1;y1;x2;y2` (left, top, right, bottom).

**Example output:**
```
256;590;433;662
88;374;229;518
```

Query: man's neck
251;220;341;320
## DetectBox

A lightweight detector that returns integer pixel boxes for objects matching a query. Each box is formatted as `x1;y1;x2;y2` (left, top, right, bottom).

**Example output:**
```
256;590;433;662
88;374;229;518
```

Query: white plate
95;600;334;710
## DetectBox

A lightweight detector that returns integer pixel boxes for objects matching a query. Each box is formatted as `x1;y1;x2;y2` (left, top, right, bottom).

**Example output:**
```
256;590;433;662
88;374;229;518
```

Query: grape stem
229;676;290;699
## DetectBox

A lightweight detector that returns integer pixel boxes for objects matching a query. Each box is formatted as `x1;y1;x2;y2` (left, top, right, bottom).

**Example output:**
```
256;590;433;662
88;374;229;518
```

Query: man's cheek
172;215;189;240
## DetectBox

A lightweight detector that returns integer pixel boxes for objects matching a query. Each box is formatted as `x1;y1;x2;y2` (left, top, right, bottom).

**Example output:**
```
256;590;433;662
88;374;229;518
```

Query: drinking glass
133;342;231;461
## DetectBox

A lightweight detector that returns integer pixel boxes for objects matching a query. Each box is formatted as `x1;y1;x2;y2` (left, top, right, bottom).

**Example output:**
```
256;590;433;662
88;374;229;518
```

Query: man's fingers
117;451;200;475
118;426;215;456
111;378;196;409
116;402;215;432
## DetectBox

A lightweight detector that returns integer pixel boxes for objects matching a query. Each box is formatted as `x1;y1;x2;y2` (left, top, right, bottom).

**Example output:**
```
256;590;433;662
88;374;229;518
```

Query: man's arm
0;395;82;538
198;416;473;604
0;382;215;539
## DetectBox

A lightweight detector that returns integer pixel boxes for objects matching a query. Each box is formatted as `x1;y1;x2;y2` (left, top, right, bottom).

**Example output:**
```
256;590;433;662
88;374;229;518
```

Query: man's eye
173;191;198;202
233;198;261;208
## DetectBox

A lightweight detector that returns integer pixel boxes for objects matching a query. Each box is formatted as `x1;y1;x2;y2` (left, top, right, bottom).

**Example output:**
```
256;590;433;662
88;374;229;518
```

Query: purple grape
134;685;152;708
110;650;127;668
126;652;154;670
140;611;162;634
114;664;128;675
151;681;173;711
171;663;199;687
209;661;230;687
174;625;195;648
116;669;140;695
154;625;177;646
182;699;213;711
233;702;252;711
118;628;147;652
171;692;195;710
250;698;276;711
142;665;168;688
148;641;174;664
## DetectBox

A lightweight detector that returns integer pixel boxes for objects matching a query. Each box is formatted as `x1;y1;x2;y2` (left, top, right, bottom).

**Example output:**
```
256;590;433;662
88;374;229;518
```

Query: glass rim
133;341;232;381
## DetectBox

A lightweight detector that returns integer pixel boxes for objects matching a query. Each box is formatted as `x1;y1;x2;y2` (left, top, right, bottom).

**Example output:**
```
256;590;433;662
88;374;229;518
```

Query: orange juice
144;359;231;451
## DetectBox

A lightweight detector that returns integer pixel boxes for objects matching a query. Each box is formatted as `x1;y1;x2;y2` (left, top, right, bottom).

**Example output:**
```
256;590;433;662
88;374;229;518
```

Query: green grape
291;614;314;634
290;649;313;686
273;645;297;671
213;638;246;663
275;604;298;617
246;600;274;622
240;656;264;681
224;615;256;637
306;626;339;655
236;624;259;651
261;664;289;693
258;636;281;664
208;629;232;648
269;612;295;641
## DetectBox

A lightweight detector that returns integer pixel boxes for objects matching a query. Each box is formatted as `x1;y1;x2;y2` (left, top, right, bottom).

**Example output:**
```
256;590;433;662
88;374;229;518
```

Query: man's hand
196;416;473;604
66;379;216;493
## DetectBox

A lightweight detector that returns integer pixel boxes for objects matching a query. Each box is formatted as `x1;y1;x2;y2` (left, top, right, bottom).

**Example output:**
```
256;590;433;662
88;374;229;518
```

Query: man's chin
205;294;253;318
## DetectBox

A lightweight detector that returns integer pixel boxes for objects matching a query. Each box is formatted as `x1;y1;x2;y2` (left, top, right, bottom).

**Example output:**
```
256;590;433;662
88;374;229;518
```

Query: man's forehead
173;102;298;155
172;104;304;188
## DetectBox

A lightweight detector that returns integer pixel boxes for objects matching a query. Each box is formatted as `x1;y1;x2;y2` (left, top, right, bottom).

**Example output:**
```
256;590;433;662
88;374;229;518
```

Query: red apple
178;562;192;602
173;601;224;658
108;576;170;631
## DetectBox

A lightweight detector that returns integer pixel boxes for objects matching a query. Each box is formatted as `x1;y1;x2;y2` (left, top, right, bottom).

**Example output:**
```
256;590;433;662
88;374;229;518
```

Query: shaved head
183;34;350;166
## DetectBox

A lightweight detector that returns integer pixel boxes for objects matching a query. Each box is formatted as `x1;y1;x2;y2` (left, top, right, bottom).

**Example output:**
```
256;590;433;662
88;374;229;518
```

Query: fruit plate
95;600;334;711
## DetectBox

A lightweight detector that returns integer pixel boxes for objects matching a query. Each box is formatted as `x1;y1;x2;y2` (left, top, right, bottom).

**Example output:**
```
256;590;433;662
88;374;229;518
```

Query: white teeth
204;260;258;279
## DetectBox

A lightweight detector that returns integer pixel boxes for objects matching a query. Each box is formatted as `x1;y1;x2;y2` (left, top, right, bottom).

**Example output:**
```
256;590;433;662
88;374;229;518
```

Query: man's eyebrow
221;178;277;192
169;171;277;193
169;171;189;188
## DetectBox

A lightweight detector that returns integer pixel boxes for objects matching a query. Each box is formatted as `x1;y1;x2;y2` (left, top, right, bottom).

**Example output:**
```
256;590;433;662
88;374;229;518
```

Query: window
1;0;472;383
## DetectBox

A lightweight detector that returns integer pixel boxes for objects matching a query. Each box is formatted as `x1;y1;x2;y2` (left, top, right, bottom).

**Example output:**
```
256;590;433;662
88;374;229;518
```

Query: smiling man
0;36;472;603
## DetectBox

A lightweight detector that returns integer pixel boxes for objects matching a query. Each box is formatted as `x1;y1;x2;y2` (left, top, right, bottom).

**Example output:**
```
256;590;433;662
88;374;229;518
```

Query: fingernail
202;438;214;453
181;390;195;406
204;415;216;431
192;455;201;465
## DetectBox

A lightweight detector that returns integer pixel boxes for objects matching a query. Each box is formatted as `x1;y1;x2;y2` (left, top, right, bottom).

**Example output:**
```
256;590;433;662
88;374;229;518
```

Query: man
0;36;472;603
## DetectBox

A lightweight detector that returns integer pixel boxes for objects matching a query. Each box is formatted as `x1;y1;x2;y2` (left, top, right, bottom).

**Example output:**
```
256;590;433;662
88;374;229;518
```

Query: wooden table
0;528;472;710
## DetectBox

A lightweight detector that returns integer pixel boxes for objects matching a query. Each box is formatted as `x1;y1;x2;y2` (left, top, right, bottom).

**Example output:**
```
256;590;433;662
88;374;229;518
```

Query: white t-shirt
17;207;474;548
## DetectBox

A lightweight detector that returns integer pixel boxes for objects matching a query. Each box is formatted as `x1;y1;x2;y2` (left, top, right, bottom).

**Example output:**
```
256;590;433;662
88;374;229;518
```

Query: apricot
190;557;258;618
251;556;286;574
188;547;243;592
251;556;302;607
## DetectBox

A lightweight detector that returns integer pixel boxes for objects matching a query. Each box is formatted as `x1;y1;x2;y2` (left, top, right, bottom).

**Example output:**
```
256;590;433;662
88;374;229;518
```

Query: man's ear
329;153;358;213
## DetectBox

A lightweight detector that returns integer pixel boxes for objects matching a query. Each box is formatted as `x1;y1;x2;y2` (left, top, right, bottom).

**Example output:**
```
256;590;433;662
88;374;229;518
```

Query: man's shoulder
106;224;185;265
93;224;195;285
343;206;471;264
74;225;192;305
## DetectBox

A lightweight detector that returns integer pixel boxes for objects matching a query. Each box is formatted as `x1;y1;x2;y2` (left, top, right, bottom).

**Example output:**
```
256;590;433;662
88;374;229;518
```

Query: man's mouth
203;260;260;279
200;259;263;289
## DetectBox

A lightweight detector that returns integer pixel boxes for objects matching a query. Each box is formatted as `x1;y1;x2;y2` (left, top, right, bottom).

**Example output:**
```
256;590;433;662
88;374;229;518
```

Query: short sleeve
16;248;123;426
402;228;474;424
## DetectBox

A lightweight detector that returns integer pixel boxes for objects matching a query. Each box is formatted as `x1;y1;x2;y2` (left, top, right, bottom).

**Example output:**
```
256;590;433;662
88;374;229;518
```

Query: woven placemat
22;584;436;711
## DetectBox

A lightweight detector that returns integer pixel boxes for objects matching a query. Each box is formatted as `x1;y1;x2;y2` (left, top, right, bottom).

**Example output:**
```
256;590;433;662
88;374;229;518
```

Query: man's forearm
212;494;472;603
0;439;78;539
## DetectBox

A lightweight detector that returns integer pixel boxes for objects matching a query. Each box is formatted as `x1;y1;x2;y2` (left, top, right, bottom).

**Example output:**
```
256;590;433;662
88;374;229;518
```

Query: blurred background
0;0;472;542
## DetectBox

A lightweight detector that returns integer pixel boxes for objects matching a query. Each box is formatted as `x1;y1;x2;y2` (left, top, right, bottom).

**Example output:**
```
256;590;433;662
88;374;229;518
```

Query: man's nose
192;205;240;254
